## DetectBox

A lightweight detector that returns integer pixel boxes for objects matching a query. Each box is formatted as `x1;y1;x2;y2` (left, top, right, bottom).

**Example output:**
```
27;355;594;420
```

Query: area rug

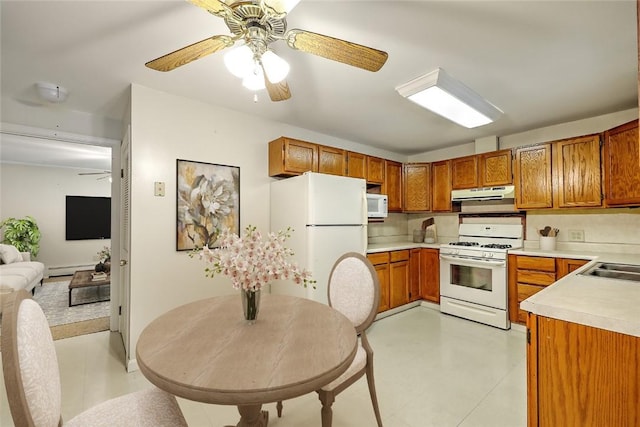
32;279;110;340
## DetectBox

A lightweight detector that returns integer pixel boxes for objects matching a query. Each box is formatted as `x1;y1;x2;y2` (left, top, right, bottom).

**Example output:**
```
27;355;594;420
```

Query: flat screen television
65;195;111;240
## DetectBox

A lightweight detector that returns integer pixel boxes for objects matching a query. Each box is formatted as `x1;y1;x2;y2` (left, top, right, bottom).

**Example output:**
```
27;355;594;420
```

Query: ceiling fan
145;0;388;101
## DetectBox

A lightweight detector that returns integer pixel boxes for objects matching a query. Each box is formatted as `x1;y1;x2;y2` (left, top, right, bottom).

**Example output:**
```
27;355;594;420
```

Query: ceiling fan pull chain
253;93;258;103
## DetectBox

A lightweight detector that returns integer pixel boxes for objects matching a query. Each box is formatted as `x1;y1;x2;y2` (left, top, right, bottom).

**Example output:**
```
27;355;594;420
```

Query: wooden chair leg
318;390;335;427
276;401;283;418
366;363;383;427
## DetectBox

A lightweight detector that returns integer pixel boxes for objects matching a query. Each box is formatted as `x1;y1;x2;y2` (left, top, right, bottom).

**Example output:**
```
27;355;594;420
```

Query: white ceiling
1;0;637;163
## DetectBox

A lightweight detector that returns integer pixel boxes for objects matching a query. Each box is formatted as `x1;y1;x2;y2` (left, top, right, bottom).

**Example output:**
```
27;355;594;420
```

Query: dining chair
277;251;383;427
1;290;189;427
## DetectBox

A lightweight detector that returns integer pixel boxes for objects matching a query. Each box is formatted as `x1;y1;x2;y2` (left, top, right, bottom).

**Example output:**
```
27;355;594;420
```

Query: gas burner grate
481;243;513;249
449;241;480;246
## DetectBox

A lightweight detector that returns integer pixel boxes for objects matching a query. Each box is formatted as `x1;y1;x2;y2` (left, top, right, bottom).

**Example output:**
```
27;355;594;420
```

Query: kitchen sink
580;262;640;282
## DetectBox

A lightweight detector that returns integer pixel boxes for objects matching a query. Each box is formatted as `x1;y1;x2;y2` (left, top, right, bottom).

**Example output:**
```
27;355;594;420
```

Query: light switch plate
154;181;165;197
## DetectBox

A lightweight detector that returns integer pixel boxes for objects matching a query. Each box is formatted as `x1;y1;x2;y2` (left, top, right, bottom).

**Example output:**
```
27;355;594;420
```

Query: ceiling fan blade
187;0;228;17
262;65;292;102
79;171;110;175
145;35;235;72
286;29;388;72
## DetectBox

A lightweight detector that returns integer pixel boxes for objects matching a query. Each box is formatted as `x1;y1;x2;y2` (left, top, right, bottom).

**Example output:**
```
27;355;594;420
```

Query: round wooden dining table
136;294;357;427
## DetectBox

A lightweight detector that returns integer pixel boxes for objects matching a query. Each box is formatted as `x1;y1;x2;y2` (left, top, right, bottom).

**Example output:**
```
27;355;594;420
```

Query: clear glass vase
241;289;261;324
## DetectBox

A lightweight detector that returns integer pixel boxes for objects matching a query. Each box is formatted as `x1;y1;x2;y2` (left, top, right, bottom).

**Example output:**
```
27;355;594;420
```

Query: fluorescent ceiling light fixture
396;68;502;128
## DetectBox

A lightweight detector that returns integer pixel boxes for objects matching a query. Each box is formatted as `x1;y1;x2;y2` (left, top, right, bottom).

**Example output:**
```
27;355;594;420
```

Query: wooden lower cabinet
527;314;640;427
509;255;590;325
509;255;557;324
556;258;589;277
369;248;439;312
389;250;409;308
368;252;390;312
409;249;421;301
420;248;440;303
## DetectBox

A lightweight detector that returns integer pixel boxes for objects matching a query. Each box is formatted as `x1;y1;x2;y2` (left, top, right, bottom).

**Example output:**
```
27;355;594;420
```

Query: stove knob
482;252;489;258
488;252;494;258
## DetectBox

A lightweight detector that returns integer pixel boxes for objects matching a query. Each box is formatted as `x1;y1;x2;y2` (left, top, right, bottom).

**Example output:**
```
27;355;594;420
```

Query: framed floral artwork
176;159;240;251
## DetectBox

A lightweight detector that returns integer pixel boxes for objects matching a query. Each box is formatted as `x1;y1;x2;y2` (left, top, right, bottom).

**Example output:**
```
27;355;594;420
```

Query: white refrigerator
270;172;368;304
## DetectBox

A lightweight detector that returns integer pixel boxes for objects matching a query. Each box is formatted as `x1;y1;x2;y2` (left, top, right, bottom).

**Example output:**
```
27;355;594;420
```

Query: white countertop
367;241;441;253
516;250;640;338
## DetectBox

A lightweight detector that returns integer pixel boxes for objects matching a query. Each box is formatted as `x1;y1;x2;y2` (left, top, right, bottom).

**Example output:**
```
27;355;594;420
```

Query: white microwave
366;194;388;218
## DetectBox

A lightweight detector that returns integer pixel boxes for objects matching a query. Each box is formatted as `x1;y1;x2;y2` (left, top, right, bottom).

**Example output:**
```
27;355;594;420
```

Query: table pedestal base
225;405;269;427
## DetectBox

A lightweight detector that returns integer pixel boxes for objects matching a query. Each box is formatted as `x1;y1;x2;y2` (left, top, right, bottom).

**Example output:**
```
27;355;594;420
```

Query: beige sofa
0;245;45;313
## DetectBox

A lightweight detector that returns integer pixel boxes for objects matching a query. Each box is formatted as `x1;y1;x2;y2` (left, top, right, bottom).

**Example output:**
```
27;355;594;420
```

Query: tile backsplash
368;208;640;254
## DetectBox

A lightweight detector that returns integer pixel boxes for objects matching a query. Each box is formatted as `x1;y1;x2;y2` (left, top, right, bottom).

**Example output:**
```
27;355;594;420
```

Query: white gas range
439;223;523;329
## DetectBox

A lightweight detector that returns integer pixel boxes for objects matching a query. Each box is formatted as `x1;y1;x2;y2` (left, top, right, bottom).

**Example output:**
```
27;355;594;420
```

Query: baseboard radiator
46;263;96;277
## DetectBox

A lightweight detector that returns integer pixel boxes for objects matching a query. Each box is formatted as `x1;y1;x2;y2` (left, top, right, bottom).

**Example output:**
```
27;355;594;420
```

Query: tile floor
0;305;527;426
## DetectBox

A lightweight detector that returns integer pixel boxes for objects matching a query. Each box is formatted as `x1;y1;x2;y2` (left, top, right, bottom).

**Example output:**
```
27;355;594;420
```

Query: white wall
0;163;111;273
126;84;402;365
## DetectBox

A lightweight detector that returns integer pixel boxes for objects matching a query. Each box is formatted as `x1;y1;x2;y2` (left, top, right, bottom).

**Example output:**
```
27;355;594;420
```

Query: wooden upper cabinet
603;119;640;206
317;145;346;176
479;149;513;187
514;144;553;209
451;155;479;189
383;160;403;212
553;134;602;208
269;137;317;177
346;151;367;180
403;163;430;212
367;156;385;185
431;160;453;212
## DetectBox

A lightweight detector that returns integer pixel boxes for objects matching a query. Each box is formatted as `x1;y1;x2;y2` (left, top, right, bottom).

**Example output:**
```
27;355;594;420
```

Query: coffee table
68;270;110;307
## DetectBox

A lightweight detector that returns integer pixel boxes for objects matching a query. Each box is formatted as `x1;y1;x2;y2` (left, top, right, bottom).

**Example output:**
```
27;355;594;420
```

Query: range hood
451;185;515;202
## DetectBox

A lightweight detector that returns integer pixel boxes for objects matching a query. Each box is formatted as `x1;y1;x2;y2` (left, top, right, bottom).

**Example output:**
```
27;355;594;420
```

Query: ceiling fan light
396;68;502;128
242;67;266;91
261;0;301;16
261;51;290;83
224;45;254;78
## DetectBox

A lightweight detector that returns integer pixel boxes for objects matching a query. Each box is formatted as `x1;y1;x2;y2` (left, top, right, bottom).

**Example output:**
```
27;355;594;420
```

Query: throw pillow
0;244;23;264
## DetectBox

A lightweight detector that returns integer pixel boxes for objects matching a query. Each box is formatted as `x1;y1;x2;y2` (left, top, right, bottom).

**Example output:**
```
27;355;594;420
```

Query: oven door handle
439;254;506;267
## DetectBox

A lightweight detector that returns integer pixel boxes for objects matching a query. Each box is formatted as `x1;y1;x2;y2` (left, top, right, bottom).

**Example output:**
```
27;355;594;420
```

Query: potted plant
96;246;111;273
0;216;41;258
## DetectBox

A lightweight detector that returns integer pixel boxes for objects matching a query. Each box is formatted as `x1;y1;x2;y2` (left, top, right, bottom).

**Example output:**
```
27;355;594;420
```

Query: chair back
327;252;380;334
2;290;62;427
